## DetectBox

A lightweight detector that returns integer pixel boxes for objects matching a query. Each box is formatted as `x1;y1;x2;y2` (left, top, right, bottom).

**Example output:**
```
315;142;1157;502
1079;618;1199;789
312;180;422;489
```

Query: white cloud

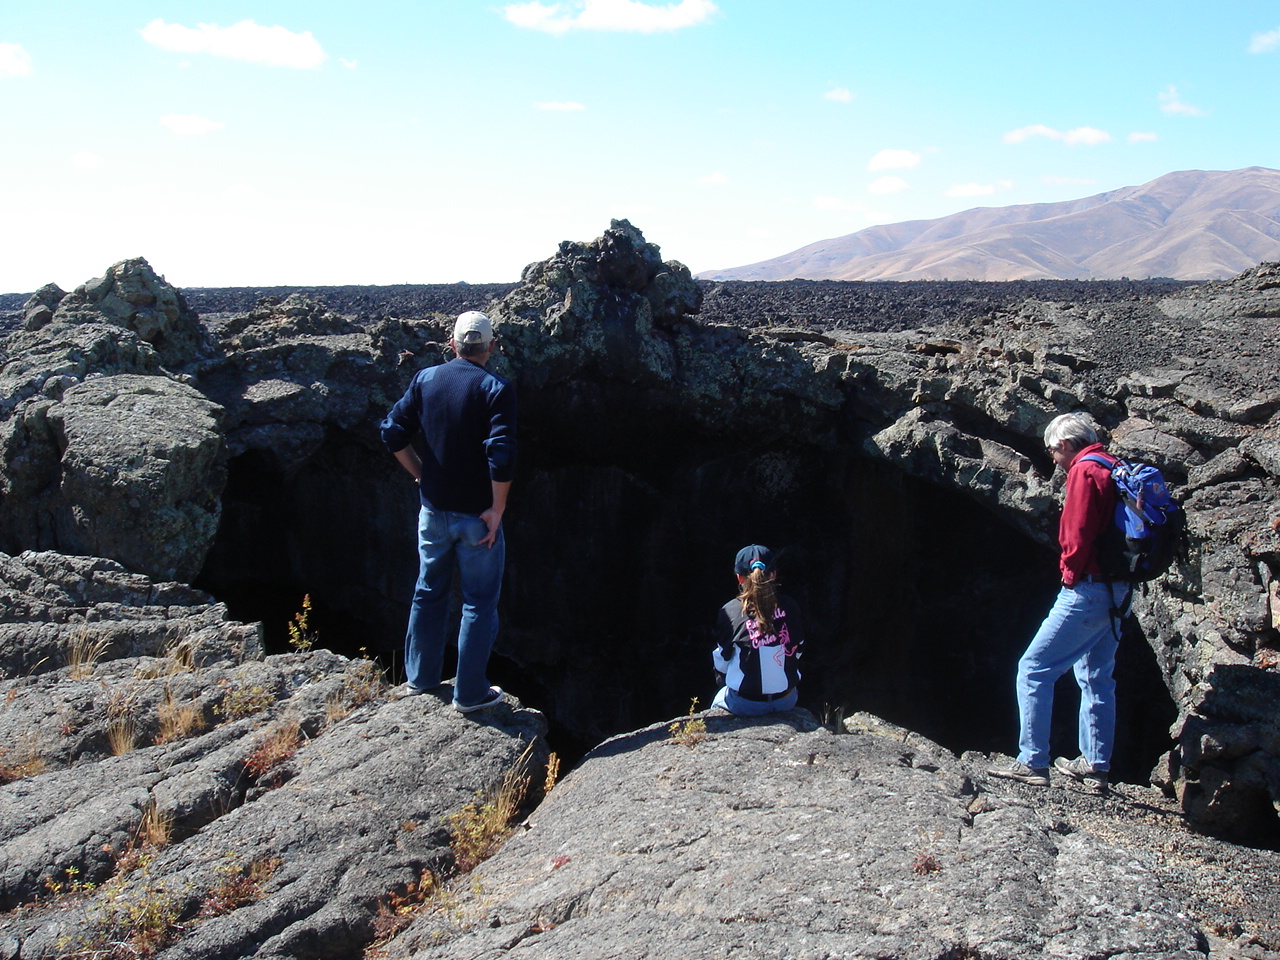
1128;131;1158;143
339;58;358;70
867;149;920;172
1249;26;1280;53
160;113;226;136
823;87;853;103
1064;126;1110;145
1158;84;1203;116
0;42;33;77
945;180;1013;198
1042;175;1098;186
1002;124;1057;144
1003;124;1112;146
71;151;106;169
867;176;909;196
503;0;717;35
139;19;326;69
700;171;728;185
535;100;586;111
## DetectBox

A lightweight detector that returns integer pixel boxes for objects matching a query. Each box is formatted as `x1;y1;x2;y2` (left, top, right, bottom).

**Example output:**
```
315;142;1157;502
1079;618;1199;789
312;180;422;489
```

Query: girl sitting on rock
712;544;805;716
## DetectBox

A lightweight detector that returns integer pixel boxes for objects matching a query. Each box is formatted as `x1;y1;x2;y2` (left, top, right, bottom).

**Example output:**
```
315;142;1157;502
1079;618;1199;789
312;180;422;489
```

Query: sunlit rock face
2;226;1279;844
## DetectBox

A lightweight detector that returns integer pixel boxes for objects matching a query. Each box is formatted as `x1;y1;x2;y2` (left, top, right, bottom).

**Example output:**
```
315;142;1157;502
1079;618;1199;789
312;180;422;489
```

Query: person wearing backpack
989;412;1128;793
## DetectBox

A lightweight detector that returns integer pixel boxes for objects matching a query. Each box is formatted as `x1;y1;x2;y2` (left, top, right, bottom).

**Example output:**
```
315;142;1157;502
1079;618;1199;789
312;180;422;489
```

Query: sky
1;1;1278;293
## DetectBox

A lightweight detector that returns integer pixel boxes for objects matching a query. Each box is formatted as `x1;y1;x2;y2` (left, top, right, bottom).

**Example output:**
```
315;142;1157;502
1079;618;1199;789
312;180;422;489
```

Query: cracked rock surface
378;711;1240;960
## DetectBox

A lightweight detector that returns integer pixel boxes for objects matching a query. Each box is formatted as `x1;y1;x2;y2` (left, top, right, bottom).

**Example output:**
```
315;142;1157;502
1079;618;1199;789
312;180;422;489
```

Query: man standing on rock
989;412;1127;793
380;311;515;713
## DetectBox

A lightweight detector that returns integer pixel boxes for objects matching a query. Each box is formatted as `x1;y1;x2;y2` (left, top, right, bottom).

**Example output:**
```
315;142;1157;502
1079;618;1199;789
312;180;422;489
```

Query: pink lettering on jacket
746;608;798;655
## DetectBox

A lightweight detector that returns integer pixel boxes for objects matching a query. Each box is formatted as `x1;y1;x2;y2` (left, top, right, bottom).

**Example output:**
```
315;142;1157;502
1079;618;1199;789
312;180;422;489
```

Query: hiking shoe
453;686;504;714
1054;756;1108;792
987;761;1050;787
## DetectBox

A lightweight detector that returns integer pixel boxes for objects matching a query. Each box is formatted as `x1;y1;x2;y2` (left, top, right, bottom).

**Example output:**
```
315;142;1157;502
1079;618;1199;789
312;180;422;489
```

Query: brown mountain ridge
701;166;1280;282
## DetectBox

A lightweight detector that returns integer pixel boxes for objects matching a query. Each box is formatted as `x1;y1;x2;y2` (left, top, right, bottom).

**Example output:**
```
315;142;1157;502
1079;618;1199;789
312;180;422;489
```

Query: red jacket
1059;443;1118;586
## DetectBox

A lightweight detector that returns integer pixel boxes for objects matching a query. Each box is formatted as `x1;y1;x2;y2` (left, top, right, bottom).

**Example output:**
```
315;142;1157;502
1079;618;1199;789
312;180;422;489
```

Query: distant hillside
700;166;1280;282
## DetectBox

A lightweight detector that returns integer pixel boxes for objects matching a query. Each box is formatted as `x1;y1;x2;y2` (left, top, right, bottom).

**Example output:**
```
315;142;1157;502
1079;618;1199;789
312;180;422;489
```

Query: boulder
0;261;225;582
43;375;226;582
48;257;210;368
378;712;1208;960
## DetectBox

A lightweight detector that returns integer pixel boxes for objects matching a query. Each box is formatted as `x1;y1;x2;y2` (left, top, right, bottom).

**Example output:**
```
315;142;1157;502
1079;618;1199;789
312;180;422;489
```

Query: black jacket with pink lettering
712;592;805;700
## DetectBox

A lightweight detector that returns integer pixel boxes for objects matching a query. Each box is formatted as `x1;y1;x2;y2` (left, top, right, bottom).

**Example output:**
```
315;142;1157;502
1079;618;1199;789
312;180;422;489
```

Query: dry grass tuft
199;855;280;918
368;869;444;946
542;752;561;797
215;681;275;722
107;715;139;755
138;800;174;850
325;659;387;728
0;741;46;783
65;627;112;680
447;743;534;872
161;631;198;673
156;687;206;745
244;716;303;780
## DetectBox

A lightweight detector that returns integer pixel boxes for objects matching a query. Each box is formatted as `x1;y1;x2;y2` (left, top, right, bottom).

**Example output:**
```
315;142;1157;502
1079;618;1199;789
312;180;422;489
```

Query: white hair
1043;412;1099;450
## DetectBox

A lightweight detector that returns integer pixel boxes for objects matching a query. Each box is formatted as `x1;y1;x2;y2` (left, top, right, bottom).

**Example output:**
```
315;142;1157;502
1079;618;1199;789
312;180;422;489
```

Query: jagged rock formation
0;260;223;582
3;224;1279;838
1;222;1280;957
0;553;548;959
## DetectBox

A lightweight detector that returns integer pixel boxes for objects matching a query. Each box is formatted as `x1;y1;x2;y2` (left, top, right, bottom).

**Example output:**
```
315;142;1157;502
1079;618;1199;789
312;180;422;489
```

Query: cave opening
195;426;1176;783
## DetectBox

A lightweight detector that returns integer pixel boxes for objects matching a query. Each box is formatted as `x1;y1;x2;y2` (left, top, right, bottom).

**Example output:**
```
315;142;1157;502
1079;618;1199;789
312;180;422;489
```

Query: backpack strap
1079;453;1118;469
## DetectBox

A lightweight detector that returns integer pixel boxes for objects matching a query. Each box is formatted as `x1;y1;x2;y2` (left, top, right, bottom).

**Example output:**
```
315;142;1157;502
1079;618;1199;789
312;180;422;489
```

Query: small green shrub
668;698;706;747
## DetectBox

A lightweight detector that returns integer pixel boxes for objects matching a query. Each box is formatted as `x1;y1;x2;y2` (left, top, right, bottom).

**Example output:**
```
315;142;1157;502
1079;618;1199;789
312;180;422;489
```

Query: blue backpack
1081;454;1185;582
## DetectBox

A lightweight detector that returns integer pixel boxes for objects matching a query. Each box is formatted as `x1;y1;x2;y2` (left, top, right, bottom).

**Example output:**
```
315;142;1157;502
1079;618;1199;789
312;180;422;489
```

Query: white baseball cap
453;311;494;346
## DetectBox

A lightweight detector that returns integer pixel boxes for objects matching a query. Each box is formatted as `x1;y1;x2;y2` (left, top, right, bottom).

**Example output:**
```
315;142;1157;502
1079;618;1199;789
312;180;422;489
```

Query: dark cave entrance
195;426;1176;783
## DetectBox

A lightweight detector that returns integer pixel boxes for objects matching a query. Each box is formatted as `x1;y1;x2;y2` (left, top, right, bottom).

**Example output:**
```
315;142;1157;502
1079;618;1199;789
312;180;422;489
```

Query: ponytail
738;564;777;636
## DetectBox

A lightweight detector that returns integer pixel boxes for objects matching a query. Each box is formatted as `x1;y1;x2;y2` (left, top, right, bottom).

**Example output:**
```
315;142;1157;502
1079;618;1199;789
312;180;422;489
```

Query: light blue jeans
712;685;799;717
1016;580;1128;771
404;505;504;705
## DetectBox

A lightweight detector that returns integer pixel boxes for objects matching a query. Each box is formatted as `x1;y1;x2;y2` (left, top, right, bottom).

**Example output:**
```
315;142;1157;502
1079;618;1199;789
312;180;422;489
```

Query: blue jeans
404;505;504;705
712;685;798;717
1016;580;1127;770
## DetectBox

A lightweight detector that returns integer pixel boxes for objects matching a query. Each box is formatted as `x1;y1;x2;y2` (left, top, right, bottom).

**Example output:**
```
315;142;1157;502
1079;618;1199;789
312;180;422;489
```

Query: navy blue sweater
380;358;517;515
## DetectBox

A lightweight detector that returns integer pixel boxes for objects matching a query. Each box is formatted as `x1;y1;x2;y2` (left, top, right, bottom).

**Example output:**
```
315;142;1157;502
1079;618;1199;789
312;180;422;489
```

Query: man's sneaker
453;686;504;714
1054;755;1108;792
987;760;1050;787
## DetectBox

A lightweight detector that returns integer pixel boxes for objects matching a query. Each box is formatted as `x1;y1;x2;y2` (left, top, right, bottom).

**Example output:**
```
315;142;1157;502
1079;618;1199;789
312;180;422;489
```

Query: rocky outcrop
0;683;546;960
379;711;1213;959
0;259;224;582
23;258;210;366
3;227;1280;955
0;549;259;681
0;553;549;960
816;265;1280;840
1;226;1278;846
